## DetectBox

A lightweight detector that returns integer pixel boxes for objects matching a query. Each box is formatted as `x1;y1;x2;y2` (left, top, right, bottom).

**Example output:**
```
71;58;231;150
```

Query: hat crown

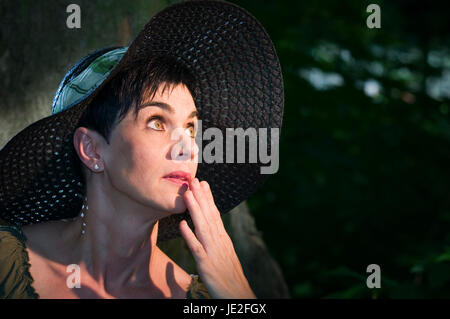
51;47;128;115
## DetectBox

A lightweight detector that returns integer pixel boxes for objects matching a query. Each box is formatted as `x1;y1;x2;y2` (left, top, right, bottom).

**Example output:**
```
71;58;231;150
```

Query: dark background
236;0;450;298
1;0;449;298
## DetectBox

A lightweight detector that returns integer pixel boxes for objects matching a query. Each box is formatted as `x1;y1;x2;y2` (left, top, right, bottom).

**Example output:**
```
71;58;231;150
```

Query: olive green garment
0;220;210;299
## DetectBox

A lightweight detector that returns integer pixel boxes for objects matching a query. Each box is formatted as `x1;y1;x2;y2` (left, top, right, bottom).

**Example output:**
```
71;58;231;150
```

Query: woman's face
102;83;199;215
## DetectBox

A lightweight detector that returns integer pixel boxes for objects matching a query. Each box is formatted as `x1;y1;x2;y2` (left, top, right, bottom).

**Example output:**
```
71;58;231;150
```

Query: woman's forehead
141;82;193;103
138;84;197;113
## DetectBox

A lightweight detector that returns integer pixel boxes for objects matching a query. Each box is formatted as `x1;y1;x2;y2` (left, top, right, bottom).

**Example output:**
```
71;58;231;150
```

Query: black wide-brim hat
0;0;284;241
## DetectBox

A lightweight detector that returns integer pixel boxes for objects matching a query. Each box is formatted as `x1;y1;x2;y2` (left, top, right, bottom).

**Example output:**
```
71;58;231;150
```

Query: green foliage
232;0;450;298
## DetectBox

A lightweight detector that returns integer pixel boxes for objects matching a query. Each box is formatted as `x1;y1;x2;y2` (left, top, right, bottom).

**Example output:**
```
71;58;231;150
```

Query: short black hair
74;54;198;180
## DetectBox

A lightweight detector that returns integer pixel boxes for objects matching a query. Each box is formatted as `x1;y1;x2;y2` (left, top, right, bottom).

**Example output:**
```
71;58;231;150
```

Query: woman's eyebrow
138;101;198;119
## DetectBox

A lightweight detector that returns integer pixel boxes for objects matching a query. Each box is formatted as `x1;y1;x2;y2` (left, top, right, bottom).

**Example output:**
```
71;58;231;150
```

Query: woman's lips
163;171;191;189
163;171;191;187
163;177;189;187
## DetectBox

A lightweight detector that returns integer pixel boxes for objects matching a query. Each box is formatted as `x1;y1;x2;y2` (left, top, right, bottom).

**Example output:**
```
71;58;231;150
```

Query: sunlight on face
103;84;199;215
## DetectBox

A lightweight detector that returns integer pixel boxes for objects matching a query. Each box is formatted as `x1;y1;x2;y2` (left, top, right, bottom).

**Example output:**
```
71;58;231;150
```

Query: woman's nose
170;128;199;162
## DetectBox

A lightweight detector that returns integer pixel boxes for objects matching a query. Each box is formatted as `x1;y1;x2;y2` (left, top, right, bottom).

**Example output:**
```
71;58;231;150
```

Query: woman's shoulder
0;219;39;298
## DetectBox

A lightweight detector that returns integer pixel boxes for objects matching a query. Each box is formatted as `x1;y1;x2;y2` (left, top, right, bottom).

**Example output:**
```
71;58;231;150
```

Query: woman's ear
73;127;104;172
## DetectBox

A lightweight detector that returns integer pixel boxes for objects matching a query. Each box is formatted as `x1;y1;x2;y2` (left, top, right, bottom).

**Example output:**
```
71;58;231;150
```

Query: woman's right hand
179;178;256;299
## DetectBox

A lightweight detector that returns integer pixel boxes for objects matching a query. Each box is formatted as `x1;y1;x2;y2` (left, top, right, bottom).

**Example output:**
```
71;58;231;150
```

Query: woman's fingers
199;181;224;228
183;188;211;244
189;178;219;235
184;178;228;251
179;220;206;262
181;179;256;299
189;179;213;221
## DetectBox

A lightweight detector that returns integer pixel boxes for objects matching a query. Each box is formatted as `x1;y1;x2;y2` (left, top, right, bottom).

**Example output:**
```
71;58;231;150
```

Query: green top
0;224;210;299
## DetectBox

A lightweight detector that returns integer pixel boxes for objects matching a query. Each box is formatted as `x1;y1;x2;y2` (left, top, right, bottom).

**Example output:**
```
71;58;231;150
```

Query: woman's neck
69;185;168;295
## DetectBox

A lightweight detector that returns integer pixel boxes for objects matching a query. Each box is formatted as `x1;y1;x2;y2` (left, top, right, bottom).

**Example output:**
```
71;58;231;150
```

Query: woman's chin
144;184;189;215
164;196;188;215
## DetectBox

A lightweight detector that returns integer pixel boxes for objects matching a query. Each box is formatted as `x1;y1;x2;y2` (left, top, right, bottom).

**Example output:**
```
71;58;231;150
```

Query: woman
0;0;284;299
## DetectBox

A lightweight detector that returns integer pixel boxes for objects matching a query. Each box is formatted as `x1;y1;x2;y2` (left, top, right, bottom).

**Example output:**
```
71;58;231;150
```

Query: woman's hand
179;178;256;299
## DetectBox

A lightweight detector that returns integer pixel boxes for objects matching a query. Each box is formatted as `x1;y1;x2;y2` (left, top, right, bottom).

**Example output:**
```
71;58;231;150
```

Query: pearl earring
93;163;100;171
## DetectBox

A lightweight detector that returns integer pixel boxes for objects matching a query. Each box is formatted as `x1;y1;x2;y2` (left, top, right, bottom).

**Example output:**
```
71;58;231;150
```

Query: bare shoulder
21;221;77;297
21;220;77;267
22;221;64;251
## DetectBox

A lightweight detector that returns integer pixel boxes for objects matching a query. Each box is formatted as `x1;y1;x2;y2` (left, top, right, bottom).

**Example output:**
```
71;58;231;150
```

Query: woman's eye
147;118;164;131
186;126;196;138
